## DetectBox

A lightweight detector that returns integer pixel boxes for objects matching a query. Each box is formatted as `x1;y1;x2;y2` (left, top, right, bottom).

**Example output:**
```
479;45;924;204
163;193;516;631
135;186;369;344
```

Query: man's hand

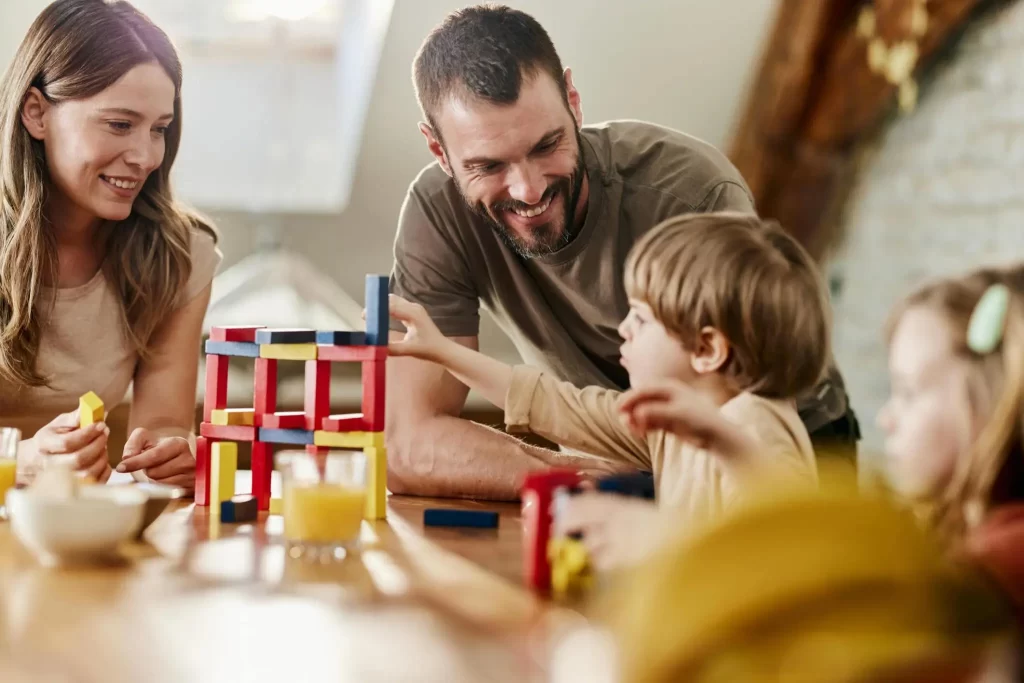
118;429;195;490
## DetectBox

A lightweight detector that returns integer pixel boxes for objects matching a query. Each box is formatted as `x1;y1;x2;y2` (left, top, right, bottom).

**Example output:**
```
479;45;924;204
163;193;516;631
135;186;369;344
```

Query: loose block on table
423;509;498;529
220;495;258;523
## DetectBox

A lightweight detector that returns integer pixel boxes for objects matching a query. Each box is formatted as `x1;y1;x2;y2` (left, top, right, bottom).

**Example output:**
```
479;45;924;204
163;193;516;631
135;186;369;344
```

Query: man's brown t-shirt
390;120;848;433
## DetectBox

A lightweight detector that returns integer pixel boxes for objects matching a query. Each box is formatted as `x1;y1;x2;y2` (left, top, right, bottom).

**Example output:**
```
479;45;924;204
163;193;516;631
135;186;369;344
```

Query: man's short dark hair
413;5;567;133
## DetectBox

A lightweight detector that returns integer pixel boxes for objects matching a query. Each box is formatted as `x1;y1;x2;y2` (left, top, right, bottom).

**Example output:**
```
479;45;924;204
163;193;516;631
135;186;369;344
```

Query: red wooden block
195;436;211;507
321;413;365;432
262;411;307;429
305;445;330;456
304;360;331;432
254;357;277;425
203;354;228;423
316;345;387;363
210;326;265;343
362;359;386;431
199;423;257;441
251;441;272;511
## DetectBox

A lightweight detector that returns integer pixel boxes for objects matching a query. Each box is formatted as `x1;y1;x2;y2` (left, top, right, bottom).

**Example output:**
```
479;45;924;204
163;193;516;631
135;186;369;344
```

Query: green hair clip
967;284;1010;354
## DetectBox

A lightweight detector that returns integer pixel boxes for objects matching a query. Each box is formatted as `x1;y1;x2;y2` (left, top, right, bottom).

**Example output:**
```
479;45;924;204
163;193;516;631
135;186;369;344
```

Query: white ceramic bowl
7;486;147;567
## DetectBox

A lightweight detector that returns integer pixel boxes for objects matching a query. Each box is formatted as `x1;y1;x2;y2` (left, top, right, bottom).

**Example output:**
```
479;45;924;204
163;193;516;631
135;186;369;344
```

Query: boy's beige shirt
505;366;817;525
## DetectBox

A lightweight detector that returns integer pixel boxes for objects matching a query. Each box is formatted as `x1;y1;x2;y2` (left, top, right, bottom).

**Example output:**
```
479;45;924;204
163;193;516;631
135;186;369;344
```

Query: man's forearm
387;414;610;500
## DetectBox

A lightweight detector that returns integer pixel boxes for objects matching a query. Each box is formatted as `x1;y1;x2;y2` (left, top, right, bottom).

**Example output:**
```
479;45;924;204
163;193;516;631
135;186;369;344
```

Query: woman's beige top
0;229;221;440
505;366;818;528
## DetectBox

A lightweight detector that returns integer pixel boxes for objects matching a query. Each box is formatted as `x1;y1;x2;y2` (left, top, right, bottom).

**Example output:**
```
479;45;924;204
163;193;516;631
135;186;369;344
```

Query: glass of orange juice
278;450;367;561
0;428;20;520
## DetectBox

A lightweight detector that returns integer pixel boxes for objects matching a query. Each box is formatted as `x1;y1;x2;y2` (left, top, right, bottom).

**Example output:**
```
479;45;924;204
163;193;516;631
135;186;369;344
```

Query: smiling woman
0;0;222;491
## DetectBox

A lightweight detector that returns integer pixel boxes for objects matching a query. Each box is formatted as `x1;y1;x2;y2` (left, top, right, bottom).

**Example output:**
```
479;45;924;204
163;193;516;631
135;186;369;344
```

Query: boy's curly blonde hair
624;212;831;400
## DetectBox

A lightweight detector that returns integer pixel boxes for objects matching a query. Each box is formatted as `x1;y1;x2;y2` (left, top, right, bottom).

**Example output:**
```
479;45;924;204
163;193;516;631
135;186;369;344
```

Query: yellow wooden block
363;446;387;520
259;343;317;361
210;409;255;426
79;391;104;427
269;497;283;515
313;430;384;449
210;442;237;507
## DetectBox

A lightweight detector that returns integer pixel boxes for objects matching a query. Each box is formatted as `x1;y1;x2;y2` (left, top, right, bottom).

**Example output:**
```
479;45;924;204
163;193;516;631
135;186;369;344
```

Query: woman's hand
118;428;195;490
28;410;111;483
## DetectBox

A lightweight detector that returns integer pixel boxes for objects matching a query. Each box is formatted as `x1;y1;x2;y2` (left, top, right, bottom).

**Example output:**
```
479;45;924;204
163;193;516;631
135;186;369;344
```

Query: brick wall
830;0;1024;459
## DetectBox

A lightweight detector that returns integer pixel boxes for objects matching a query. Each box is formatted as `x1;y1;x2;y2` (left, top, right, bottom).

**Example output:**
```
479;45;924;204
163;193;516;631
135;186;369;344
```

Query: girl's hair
887;265;1024;538
624;212;831;400
0;0;214;387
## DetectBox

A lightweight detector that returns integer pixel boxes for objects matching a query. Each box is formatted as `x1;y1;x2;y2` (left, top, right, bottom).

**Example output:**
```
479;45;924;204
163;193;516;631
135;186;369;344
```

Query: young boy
388;212;831;570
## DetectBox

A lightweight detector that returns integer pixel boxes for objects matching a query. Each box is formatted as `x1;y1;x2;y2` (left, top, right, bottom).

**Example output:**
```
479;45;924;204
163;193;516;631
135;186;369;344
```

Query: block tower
196;275;389;519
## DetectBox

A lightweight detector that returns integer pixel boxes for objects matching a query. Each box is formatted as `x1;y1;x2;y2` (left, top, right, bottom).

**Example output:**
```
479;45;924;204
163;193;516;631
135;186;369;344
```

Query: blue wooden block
257;427;315;445
220;495;258;523
205;340;260;358
423;508;499;529
365;275;389;346
254;328;317;345
316;330;367;346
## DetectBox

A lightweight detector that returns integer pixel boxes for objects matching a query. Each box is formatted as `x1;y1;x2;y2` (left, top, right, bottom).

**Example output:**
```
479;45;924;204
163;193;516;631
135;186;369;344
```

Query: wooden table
0;478;580;683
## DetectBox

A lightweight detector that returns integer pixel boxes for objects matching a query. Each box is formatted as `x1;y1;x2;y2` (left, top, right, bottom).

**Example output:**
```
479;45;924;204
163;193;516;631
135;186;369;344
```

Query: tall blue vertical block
365;275;389;346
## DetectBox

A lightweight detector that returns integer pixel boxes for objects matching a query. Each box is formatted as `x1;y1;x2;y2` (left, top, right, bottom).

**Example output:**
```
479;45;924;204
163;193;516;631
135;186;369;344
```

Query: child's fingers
387;294;423;323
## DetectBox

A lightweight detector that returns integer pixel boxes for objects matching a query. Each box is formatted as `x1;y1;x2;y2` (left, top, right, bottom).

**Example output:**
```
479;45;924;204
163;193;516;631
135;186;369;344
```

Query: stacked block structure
196;275;390;520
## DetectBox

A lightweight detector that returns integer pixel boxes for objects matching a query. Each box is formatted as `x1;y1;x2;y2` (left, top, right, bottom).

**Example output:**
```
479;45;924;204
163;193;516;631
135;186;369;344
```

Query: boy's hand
557;493;665;573
618;380;756;460
385;295;447;362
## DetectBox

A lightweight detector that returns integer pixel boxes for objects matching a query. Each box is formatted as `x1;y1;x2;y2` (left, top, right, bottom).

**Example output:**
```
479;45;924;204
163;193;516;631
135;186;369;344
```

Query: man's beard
459;132;586;259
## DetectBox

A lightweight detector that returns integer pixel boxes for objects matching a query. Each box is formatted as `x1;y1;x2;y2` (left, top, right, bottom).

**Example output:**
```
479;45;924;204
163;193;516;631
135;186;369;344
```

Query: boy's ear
691;327;730;374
